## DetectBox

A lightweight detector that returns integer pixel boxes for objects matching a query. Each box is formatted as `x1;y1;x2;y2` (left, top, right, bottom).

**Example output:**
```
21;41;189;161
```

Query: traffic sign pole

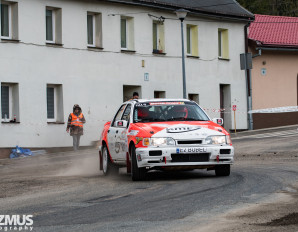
233;105;237;134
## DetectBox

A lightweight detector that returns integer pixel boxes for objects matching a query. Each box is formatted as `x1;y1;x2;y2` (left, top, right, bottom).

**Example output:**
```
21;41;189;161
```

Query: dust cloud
54;150;100;177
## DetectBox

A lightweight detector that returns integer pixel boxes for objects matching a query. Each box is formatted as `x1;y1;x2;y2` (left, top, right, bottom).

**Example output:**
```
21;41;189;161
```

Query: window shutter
1;86;9;119
192;26;199;57
47;87;55;119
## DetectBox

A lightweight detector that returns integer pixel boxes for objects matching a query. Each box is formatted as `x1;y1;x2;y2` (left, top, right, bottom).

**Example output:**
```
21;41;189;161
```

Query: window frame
121;104;132;122
46;8;56;43
153;21;158;50
186;25;192;55
218;30;222;58
1;84;12;121
218;28;229;59
186;24;199;57
87;13;96;47
121;17;128;49
112;104;126;127
46;85;57;122
152;20;165;53
1;3;12;39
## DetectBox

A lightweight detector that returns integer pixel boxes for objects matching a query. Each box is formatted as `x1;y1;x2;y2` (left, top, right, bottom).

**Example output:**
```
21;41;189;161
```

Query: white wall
0;0;248;148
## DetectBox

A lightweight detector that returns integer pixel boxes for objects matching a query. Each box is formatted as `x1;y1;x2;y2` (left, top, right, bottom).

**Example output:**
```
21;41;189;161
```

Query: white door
113;104;132;161
107;104;126;160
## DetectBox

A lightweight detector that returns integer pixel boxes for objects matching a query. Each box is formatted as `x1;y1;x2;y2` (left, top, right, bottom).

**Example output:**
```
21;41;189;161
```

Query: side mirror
212;118;224;126
116;120;128;128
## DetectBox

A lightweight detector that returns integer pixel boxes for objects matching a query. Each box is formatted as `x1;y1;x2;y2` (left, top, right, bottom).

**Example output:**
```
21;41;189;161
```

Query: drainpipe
0;1;1;32
244;23;253;130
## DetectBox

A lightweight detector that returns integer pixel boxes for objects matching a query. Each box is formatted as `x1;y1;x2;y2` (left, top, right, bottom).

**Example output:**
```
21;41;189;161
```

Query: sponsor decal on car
128;130;139;136
135;137;143;144
167;125;201;133
149;102;185;106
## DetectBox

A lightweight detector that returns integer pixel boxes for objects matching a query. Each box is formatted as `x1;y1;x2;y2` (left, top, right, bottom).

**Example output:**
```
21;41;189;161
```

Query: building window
1;83;19;122
218;28;229;59
152;21;165;53
121;16;134;50
1;2;18;40
46;84;64;122
87;12;102;48
154;91;166;98
188;93;199;104
186;25;198;56
46;7;62;44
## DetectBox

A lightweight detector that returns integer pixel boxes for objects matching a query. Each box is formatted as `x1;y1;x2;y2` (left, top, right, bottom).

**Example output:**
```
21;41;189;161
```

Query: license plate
176;147;207;154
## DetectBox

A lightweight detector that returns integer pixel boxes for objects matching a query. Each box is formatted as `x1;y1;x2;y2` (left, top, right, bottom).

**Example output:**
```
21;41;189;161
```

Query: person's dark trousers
73;134;81;151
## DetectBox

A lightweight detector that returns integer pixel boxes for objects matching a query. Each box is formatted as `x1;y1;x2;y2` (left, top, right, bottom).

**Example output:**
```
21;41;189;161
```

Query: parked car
99;99;234;181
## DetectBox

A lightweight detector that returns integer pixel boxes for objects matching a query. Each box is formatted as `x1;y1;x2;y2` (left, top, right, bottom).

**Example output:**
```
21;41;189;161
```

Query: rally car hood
132;121;228;139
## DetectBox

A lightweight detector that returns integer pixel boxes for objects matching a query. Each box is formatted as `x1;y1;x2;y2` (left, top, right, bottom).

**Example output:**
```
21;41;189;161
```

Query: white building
0;0;253;148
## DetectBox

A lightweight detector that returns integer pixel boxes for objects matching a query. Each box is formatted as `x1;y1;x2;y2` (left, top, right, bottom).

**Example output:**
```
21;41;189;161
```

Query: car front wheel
131;145;146;181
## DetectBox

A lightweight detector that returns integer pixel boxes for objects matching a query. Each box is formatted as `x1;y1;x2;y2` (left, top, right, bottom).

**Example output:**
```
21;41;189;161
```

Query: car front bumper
135;145;234;168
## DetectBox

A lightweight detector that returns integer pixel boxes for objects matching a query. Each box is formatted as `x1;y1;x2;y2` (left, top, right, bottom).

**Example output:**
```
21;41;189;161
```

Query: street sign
232;105;237;111
240;53;252;70
144;73;149;81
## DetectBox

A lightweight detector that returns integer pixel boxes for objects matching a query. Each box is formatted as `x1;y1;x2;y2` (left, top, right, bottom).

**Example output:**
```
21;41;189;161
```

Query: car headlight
205;135;227;145
143;137;175;147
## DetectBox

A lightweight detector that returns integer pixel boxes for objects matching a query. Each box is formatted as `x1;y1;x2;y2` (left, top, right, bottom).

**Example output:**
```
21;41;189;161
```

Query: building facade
0;0;253;148
248;14;298;129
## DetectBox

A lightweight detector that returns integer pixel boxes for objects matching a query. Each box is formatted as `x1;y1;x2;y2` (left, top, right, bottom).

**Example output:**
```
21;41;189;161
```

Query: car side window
121;104;132;122
112;104;126;127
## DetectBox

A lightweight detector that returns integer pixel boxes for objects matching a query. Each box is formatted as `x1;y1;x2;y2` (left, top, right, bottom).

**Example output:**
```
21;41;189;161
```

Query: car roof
125;99;192;104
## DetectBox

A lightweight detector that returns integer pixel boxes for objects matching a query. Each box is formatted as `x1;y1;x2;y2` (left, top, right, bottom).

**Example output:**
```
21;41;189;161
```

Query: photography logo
0;215;33;231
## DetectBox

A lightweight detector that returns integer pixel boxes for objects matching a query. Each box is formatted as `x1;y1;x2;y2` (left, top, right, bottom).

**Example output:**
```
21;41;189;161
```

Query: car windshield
133;101;209;123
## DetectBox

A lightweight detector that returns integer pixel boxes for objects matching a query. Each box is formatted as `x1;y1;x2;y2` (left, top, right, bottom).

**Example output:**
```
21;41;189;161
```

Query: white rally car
99;99;234;181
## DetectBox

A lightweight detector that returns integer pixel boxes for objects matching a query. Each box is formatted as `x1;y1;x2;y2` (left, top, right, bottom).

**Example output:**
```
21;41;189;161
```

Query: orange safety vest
70;113;84;127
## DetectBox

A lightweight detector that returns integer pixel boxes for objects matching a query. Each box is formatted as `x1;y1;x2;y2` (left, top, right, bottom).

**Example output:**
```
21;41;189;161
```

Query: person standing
66;104;86;151
132;92;139;99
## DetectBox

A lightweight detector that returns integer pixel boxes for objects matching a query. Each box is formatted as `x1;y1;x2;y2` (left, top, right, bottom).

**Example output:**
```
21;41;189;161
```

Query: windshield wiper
135;118;154;122
152;118;166;122
167;117;186;121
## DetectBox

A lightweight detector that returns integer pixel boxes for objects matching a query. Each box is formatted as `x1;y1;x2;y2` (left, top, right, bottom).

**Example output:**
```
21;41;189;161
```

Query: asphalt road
1;128;298;232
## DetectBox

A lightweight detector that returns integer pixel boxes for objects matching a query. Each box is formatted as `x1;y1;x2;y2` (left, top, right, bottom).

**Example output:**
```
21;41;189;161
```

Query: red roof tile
248;14;298;47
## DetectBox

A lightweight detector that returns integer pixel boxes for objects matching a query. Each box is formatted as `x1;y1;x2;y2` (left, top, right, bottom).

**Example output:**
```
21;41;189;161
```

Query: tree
237;0;298;16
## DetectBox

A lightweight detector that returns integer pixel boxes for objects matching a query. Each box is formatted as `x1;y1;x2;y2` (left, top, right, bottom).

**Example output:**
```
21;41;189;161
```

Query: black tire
102;145;118;176
215;164;230;176
131;145;146;181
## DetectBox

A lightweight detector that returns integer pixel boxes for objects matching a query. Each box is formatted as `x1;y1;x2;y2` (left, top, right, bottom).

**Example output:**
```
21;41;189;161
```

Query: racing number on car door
108;104;126;159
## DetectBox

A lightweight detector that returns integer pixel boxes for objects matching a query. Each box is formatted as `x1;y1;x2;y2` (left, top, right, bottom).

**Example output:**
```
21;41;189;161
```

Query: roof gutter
257;47;298;52
103;0;254;22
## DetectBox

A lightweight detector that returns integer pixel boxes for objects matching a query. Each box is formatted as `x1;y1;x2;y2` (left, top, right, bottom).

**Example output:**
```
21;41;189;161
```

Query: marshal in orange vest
70;113;84;128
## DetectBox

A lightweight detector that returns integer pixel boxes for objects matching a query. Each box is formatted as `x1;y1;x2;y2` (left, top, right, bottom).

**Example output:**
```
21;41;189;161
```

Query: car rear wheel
215;164;230;176
131;145;146;181
102;145;118;176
